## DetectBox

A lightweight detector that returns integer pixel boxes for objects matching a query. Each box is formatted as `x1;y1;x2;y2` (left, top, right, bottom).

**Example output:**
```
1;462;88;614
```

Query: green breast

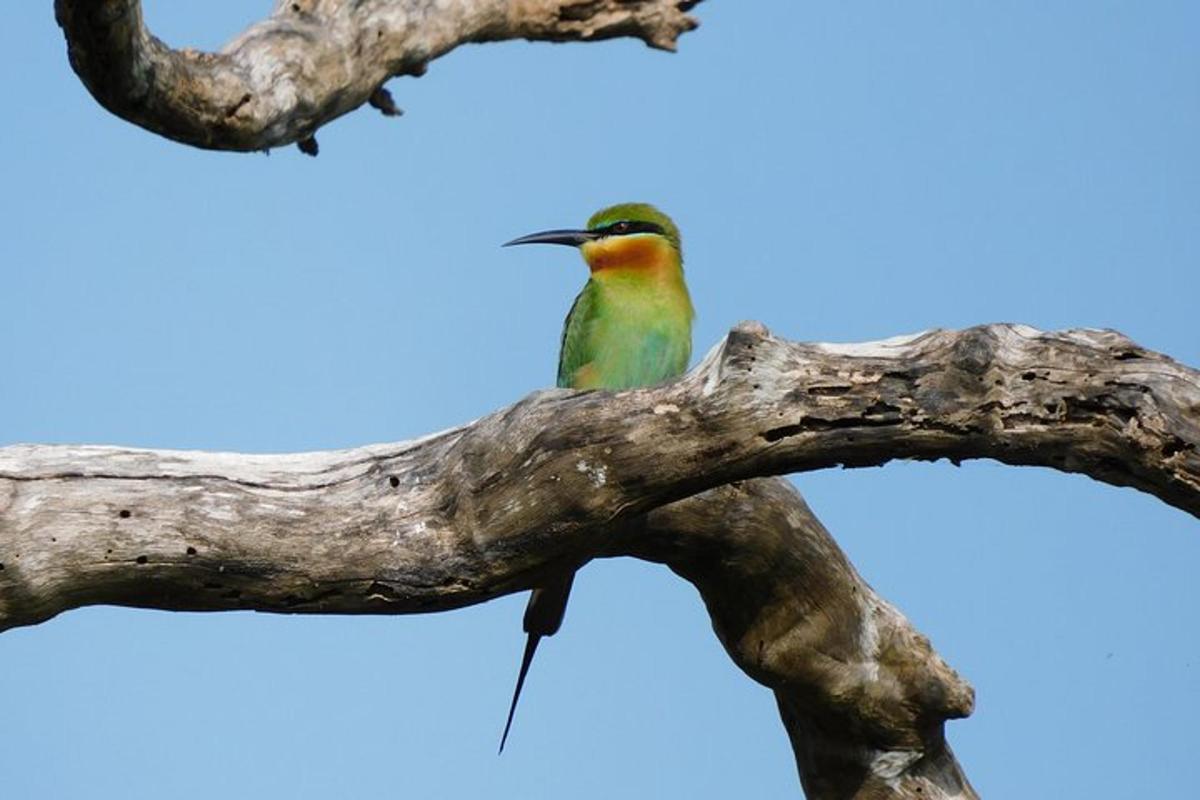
557;276;693;390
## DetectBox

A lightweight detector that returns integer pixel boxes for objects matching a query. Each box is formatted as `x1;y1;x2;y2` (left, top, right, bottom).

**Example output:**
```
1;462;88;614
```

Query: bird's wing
557;281;600;389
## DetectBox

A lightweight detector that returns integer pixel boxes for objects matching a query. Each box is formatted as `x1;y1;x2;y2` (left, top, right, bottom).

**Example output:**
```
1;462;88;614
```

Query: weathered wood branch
53;0;702;152
615;480;977;799
2;321;1196;797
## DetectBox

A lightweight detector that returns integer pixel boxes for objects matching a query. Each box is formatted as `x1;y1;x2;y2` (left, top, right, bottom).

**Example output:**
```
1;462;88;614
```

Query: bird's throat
581;235;679;277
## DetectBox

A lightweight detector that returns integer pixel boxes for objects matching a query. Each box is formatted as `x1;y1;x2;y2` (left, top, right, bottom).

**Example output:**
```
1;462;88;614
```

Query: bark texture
3;321;1197;797
53;0;702;152
620;480;977;799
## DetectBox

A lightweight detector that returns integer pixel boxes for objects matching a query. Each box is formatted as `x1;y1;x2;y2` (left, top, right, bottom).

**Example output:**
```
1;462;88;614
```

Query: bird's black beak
502;228;598;248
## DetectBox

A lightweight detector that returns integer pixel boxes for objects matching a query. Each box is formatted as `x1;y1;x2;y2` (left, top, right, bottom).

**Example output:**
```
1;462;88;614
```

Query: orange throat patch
581;235;677;275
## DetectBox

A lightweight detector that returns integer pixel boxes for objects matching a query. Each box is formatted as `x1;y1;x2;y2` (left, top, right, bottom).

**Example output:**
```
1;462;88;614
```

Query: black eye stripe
596;220;665;237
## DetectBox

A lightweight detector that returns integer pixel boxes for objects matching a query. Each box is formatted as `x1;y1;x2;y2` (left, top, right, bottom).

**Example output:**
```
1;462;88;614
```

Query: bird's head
504;202;682;274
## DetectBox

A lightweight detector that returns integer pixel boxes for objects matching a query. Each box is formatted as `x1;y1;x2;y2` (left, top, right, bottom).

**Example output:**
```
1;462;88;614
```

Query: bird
498;202;694;752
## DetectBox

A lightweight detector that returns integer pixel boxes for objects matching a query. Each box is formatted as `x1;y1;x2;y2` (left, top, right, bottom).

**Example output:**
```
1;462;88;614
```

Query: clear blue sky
2;2;1197;797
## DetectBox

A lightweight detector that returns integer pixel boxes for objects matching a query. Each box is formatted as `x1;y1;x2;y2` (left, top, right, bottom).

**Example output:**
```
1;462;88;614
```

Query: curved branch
3;321;1196;796
53;0;702;152
617;480;977;799
2;321;1196;626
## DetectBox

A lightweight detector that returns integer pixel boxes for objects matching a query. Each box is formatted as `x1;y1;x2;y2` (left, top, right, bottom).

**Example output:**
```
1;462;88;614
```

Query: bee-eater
498;202;694;752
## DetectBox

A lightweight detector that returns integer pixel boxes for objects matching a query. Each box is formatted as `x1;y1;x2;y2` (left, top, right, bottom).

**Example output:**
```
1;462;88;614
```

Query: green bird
498;202;694;752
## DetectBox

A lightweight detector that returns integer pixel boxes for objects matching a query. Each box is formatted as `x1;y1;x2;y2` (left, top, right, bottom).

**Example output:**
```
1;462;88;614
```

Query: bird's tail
523;572;575;637
498;572;577;753
499;632;541;754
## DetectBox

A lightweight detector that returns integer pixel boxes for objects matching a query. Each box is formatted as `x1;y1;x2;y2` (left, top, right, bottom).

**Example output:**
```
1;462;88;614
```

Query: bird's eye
611;221;630;234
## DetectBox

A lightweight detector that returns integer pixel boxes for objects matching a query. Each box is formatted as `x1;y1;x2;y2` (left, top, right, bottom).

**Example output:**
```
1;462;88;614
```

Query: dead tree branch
2;321;1197;797
53;0;703;152
617;480;978;799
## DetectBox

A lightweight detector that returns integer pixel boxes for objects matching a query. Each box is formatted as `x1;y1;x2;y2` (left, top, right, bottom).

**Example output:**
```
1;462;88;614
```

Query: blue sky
2;2;1197;797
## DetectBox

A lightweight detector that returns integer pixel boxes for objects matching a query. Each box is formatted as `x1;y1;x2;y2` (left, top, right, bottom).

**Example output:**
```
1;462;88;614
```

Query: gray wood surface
54;0;702;152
